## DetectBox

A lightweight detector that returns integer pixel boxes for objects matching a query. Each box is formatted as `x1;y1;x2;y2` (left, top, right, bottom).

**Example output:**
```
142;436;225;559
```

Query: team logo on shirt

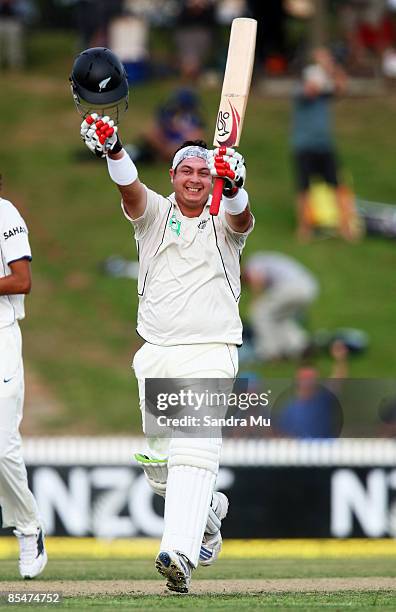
197;218;209;231
169;214;181;236
3;226;27;240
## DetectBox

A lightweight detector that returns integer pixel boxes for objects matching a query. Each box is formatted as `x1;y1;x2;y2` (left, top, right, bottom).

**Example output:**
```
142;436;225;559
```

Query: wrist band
223;188;249;215
106;151;138;186
110;136;123;155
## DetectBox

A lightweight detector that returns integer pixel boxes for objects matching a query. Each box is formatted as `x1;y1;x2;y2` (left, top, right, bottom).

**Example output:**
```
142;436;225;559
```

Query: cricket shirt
0;198;31;328
122;187;254;346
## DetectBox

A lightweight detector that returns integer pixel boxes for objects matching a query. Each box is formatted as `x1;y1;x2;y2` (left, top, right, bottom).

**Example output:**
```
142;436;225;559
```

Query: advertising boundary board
0;463;393;538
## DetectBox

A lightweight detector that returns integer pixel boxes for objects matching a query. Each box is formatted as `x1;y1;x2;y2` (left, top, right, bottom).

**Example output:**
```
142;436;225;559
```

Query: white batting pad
160;437;221;567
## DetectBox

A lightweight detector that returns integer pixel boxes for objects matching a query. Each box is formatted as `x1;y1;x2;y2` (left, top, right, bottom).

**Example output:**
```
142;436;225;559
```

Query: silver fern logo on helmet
70;47;129;125
99;76;111;91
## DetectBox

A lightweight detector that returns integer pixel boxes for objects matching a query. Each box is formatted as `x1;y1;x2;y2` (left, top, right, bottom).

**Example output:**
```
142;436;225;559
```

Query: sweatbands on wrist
110;136;123;155
106;151;138;186
222;187;249;215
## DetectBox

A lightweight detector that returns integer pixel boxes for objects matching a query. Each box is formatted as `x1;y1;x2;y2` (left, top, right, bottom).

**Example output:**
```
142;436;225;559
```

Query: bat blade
211;17;257;215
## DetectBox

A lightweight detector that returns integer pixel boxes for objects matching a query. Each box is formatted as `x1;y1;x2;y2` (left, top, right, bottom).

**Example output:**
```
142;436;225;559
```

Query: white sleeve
218;207;255;249
120;185;161;240
0;202;32;264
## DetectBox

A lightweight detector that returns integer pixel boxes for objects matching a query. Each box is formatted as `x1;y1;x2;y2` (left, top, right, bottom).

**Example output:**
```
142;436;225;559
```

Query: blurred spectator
174;0;216;80
247;0;287;75
378;396;396;437
272;366;343;439
125;88;205;163
65;0;123;49
284;0;314;20
242;252;319;362
216;0;247;25
291;47;358;241
0;0;25;68
339;0;396;74
272;342;347;439
108;9;149;84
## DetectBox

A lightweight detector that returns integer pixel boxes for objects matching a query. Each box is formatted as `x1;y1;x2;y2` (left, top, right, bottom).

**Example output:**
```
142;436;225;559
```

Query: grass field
1;31;396;433
1;539;396;609
1;554;396;610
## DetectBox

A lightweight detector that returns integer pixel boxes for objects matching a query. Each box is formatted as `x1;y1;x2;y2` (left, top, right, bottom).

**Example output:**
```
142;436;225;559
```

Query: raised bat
210;17;257;216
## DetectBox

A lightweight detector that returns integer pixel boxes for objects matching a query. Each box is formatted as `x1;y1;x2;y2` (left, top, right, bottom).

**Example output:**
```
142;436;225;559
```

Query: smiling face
170;157;212;217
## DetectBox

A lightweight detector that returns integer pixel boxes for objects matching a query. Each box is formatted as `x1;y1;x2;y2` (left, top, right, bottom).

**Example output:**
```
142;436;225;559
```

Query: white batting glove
80;114;120;158
207;146;246;196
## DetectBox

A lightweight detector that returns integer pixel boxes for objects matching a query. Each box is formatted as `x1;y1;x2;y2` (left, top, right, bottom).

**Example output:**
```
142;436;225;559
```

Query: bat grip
210;178;224;216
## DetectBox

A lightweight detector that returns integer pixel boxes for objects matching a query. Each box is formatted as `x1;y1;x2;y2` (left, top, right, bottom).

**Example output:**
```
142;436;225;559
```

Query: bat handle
210;178;224;216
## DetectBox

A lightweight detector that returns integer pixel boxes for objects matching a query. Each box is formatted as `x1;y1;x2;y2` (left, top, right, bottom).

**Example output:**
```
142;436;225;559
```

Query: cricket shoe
14;527;47;579
199;491;229;566
155;550;192;593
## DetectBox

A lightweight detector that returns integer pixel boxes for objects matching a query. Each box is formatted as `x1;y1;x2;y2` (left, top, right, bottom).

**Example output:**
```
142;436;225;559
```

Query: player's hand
80;114;120;158
207;147;246;197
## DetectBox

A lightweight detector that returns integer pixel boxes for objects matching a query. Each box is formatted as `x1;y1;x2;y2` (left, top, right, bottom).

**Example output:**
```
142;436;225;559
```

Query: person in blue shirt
291;47;356;242
274;367;342;438
126;88;205;164
272;340;348;439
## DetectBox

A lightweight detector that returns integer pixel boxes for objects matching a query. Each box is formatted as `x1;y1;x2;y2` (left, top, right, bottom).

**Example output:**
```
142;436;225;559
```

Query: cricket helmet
70;47;129;124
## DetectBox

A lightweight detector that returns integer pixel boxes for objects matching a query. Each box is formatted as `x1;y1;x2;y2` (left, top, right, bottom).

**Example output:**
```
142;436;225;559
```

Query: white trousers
0;322;40;534
133;342;237;564
133;342;238;457
251;281;318;361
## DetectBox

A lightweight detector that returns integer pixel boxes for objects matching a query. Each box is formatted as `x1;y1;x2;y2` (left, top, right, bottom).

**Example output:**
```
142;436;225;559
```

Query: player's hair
174;139;208;154
173;140;208;174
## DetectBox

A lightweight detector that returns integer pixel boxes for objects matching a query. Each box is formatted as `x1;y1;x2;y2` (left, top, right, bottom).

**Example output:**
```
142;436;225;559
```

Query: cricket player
71;47;254;593
0;191;47;578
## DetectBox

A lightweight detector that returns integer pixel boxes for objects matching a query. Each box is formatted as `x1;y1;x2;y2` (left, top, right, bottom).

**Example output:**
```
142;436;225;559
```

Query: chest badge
169;213;181;236
197;218;209;231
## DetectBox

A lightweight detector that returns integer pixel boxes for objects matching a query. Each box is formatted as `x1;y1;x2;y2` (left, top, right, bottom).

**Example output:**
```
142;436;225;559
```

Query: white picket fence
22;437;396;466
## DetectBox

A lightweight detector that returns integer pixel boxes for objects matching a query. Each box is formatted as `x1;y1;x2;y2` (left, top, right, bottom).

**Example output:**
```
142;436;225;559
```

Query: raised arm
107;149;147;219
313;47;348;94
80;114;147;219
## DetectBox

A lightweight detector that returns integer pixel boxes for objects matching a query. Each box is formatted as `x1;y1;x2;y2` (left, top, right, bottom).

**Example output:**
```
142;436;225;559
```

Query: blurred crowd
67;0;396;80
4;0;396;79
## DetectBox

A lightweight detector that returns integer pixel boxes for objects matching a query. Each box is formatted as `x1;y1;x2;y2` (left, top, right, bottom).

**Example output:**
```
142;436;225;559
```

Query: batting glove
207;147;246;196
80;114;122;158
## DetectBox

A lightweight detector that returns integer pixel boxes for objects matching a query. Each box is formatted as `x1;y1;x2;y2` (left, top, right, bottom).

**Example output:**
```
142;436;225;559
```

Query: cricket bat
210;17;257;216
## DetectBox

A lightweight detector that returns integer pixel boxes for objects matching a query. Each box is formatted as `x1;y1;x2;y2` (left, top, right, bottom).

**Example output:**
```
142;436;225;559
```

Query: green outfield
1;31;396;433
1;555;396;610
1;539;396;609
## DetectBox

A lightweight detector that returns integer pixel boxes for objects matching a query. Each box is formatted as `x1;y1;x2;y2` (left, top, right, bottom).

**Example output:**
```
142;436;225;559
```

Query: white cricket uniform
246;252;319;360
123;186;254;416
127;189;252;347
123;185;253;566
0;198;41;535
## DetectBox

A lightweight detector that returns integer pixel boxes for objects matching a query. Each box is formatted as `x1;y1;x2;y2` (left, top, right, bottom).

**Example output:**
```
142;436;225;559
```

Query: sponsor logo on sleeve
3;226;27;240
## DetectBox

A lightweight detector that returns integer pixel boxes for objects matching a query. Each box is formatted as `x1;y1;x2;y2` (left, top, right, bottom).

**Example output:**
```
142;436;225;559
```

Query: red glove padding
80;114;121;158
207;147;246;196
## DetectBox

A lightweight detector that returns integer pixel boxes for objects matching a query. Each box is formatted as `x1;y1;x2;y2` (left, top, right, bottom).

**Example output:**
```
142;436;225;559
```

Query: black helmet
70;47;129;124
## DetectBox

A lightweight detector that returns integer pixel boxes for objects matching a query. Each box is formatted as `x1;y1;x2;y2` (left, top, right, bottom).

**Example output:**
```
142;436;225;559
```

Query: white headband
172;145;209;170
